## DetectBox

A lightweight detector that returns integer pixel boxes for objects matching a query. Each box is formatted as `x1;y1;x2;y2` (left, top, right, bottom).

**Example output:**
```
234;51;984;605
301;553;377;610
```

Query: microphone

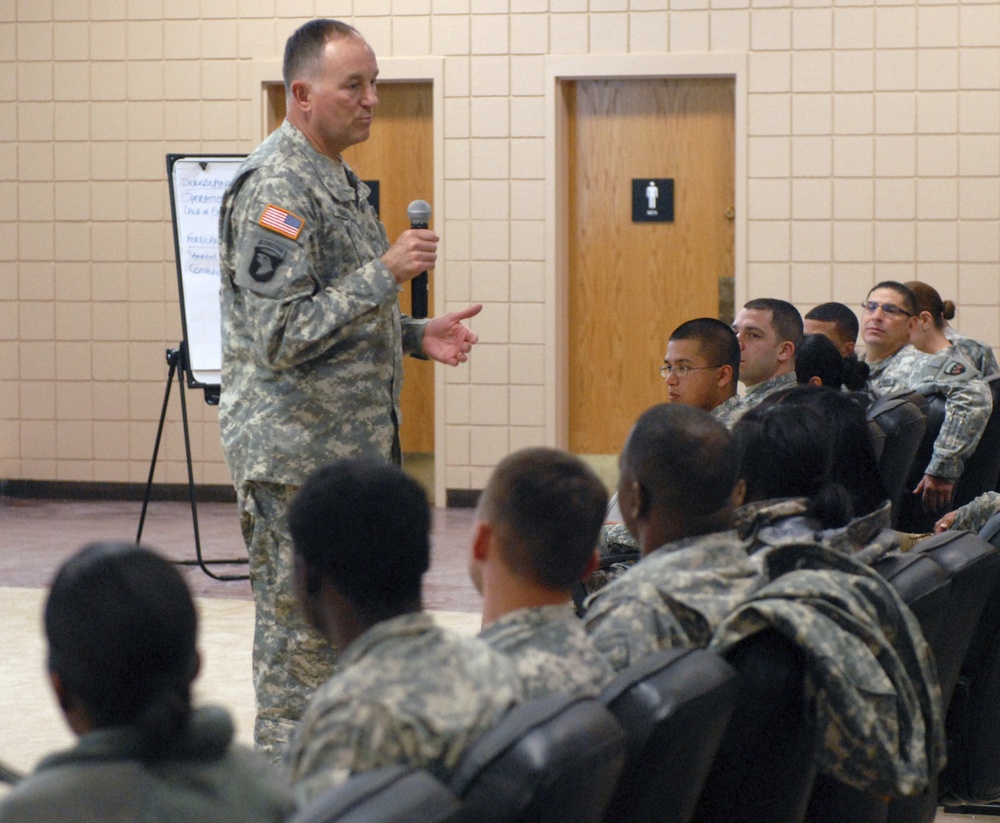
407;199;432;319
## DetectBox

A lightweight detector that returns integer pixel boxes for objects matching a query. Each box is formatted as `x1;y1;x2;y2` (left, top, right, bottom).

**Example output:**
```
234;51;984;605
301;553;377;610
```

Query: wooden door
565;77;735;456
266;82;435;454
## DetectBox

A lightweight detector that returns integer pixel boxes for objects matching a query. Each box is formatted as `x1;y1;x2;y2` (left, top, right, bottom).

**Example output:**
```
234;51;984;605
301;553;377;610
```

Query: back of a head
905;280;955;330
289;458;431;622
477;448;608;591
669;317;741;384
623;404;738;529
732;401;854;528
766;385;888;517
283;18;361;92
804;302;860;346
743;298;804;348
795;333;870;391
45;542;198;746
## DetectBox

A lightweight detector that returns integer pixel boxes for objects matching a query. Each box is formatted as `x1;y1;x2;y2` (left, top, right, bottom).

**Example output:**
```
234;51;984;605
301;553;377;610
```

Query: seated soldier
731;394;897;564
0;543;294;823
906;280;999;378
470;448;616;699
804;301;860;357
731;298;803;410
285;458;522;805
583;404;760;672
662;317;743;427
862;280;992;514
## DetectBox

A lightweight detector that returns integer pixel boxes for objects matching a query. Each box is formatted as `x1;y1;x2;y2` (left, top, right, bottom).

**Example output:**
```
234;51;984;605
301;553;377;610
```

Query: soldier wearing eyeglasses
862;280;992;514
660;318;743;428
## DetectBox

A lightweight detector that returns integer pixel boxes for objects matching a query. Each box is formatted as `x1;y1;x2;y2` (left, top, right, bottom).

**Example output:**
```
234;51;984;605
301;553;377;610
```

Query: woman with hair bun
906;280;998;377
0;542;294;823
795;333;871;393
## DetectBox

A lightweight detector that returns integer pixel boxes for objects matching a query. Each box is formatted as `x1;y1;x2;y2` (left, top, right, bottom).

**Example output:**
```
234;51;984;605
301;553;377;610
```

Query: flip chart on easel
166;154;246;388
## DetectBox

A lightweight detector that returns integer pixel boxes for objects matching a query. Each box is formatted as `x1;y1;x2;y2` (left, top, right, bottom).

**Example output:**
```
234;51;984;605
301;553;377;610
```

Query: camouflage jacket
480;604;616;700
711;541;945;797
218;121;428;486
946;328;999;378
710;393;745;428
582;530;765;672
287;612;521;805
951;490;1000;533
734;497;900;565
740;371;797;413
866;344;992;481
0;707;295;823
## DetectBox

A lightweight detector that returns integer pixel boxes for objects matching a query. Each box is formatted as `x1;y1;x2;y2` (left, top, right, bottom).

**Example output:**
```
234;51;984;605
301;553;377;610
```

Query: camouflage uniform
950;490;1000;533
218;121;428;756
0;707;295;823
739;371;797;413
582;530;765;672
710;393;744;428
866;344;992;481
287;612;522;806
733;497;900;566
711;541;945;797
946;328;999;378
480;604;616;700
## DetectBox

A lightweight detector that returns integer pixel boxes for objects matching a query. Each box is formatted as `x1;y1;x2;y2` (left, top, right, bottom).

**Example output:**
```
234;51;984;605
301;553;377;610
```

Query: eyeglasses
659;363;724;379
861;301;913;318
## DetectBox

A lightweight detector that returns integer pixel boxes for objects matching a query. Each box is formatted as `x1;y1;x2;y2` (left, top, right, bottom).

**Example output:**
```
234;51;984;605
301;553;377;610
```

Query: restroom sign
632;178;674;223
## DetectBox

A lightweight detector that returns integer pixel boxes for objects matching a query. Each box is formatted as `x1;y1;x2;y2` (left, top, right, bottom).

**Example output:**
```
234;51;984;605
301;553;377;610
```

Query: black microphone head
407;199;432;225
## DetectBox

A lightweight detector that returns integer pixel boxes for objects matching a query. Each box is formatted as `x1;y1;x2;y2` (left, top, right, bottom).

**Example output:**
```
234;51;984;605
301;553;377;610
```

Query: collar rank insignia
259;204;304;240
249;239;286;283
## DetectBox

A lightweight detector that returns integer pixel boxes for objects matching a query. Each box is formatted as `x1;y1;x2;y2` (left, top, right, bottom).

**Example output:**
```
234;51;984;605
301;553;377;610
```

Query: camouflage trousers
237;480;340;764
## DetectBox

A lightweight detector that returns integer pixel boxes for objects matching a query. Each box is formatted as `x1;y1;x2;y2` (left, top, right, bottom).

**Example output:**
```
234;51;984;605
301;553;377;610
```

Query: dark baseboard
0;479;237;504
2;479;480;509
446;488;482;508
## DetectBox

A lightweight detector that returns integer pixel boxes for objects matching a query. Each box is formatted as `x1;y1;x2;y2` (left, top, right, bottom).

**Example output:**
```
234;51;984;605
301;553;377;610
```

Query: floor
0;496;986;819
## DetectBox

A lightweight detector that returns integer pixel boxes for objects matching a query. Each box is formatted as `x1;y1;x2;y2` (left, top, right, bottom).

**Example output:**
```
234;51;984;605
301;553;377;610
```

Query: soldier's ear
289;78;313;110
471;521;492;563
580;548;600;582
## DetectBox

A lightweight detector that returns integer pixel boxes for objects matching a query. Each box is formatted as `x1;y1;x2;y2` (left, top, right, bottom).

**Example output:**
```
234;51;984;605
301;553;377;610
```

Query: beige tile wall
2;1;999;497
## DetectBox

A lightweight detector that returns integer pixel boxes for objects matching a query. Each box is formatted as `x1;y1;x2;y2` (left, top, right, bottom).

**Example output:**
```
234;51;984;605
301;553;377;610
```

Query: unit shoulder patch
248;238;287;283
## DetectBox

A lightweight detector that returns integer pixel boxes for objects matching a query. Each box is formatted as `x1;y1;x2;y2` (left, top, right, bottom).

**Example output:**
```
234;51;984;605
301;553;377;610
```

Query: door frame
252;57;449;505
545;53;748;449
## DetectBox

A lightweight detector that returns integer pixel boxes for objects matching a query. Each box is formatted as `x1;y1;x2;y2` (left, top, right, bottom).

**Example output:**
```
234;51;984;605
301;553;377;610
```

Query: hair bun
942;300;956;320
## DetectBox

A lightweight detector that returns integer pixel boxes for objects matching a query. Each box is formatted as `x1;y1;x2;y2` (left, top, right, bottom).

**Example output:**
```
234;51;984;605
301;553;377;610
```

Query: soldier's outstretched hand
422;304;483;366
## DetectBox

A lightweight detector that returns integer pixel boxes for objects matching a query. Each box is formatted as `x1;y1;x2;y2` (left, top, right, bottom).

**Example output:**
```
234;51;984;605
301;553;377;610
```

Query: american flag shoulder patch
258;204;305;241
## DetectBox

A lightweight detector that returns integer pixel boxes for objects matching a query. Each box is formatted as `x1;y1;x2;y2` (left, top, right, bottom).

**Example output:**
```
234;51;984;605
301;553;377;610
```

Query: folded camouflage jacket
710;541;945;798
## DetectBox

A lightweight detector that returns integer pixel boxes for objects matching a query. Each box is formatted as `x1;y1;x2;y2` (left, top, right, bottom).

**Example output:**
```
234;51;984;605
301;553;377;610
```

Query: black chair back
939;515;1000;806
599;647;739;823
896;392;946;533
449;694;626;823
866;390;927;527
288;766;462;823
692;630;818;823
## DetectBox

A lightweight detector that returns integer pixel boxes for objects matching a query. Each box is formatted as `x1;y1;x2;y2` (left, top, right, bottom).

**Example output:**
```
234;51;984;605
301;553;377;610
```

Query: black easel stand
136;344;248;581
